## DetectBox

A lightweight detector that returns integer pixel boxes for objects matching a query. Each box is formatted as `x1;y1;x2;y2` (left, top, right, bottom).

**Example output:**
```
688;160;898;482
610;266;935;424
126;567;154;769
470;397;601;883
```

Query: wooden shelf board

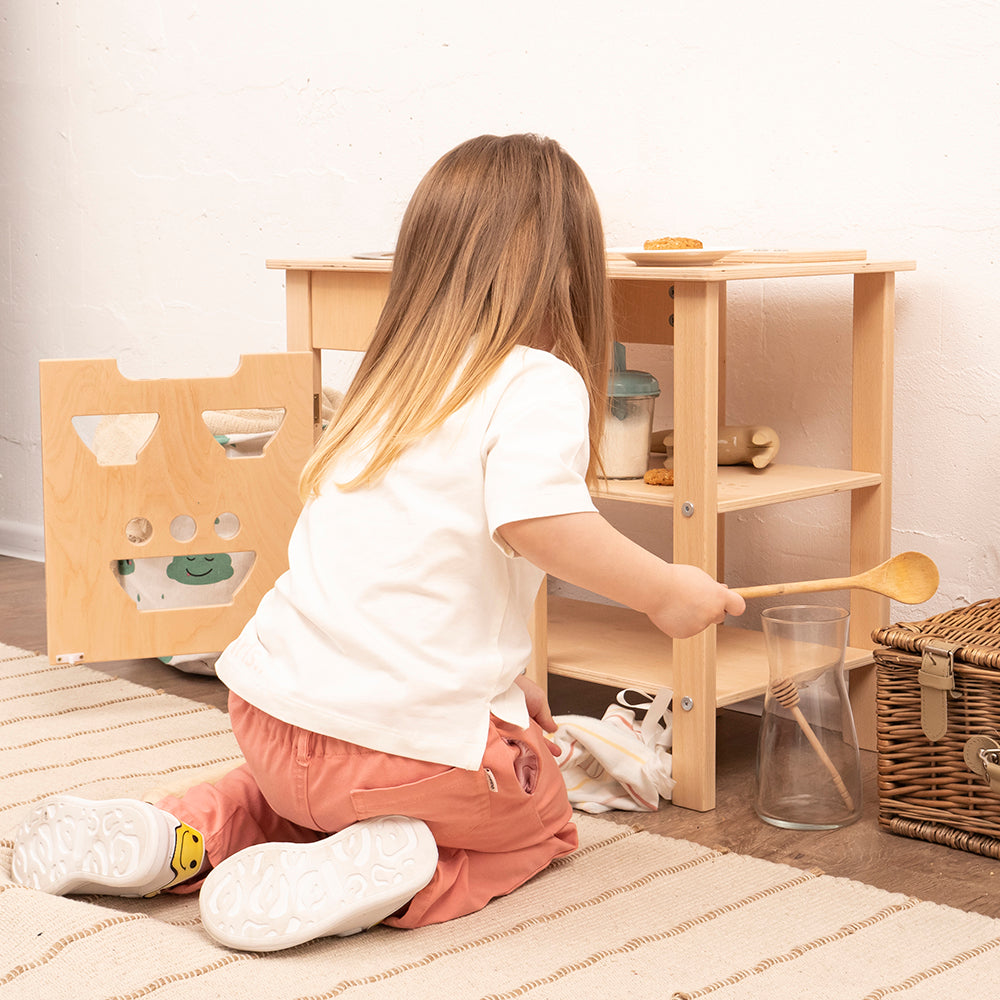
547;596;873;706
267;257;394;272
594;463;882;512
605;259;916;282
267;257;916;282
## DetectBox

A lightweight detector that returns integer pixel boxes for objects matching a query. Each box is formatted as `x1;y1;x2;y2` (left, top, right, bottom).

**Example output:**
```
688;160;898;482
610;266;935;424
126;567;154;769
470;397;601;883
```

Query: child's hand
647;564;746;639
514;675;561;755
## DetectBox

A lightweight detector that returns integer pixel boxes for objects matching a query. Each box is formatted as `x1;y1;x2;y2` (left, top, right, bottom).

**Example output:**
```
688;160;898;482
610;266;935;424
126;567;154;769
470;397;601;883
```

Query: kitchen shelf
267;251;915;812
595;463;882;512
547;596;874;706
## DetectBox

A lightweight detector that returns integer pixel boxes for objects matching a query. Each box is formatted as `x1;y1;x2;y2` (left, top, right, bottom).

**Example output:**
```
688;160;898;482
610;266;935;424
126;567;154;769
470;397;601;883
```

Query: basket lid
872;597;1000;670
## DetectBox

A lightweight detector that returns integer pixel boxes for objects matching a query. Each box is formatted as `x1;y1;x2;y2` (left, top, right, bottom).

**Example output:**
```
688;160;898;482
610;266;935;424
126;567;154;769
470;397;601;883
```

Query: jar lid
608;342;660;398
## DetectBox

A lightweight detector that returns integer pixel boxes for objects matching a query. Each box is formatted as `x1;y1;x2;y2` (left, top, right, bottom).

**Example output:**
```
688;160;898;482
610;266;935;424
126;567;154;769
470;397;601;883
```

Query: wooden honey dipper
768;676;856;812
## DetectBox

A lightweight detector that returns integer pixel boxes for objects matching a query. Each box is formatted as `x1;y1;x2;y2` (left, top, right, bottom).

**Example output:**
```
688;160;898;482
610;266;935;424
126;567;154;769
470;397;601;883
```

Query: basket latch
918;639;962;742
964;735;1000;795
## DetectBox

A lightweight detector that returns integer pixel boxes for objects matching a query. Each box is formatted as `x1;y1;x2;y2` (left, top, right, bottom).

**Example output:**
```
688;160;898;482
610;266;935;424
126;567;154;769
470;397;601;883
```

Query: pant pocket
475;720;571;850
350;766;492;844
503;738;539;794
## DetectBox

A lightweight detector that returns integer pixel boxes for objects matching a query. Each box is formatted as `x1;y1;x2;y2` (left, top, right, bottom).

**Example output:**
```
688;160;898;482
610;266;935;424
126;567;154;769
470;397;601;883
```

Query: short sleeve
483;352;598;556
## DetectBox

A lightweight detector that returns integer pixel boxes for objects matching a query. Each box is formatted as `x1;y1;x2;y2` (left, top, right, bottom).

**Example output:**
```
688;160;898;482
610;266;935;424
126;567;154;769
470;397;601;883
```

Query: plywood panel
310;270;391;351
40;354;314;664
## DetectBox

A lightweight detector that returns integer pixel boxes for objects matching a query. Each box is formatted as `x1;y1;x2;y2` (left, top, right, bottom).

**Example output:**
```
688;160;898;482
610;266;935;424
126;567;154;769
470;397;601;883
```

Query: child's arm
498;511;745;639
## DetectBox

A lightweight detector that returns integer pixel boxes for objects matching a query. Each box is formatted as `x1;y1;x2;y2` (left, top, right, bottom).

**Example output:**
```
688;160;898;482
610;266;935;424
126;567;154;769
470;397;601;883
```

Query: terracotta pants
159;692;578;928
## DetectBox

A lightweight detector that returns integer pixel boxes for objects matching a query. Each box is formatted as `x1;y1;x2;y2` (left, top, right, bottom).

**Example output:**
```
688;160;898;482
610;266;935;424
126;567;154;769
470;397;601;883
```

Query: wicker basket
874;598;1000;857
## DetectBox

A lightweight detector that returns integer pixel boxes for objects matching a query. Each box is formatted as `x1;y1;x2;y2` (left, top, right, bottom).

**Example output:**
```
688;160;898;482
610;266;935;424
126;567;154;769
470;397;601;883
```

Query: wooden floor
4;553;999;917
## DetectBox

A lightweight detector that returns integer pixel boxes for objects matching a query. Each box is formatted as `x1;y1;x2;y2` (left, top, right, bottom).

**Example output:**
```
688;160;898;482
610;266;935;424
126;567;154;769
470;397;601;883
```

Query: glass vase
754;605;862;830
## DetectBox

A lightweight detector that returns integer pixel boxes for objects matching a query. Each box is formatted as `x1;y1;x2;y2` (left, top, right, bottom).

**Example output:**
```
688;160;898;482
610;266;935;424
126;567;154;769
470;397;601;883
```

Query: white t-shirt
216;346;597;770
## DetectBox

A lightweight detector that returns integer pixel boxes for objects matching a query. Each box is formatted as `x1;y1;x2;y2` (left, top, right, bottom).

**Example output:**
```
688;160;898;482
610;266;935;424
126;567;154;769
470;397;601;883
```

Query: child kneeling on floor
12;133;744;952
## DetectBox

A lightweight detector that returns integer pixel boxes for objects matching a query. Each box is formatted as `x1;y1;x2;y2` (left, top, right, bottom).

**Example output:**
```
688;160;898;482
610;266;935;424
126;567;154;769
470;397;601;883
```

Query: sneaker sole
11;795;175;897
199;815;438;952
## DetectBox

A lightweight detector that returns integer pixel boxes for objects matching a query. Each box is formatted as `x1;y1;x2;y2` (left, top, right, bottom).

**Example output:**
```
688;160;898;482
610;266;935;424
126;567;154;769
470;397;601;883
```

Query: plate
609;247;741;266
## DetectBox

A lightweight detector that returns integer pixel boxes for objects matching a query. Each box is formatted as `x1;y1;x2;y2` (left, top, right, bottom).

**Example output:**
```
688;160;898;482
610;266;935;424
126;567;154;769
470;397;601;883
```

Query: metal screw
681;501;695;517
680;696;694;711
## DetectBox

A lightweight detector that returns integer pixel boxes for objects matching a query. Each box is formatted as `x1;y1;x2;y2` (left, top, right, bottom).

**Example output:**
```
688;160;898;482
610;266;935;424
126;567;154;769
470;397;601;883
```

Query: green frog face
166;554;235;586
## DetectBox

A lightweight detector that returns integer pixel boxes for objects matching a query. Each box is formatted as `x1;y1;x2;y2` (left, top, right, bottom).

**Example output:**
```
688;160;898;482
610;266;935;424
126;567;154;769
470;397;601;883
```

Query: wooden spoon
734;551;939;605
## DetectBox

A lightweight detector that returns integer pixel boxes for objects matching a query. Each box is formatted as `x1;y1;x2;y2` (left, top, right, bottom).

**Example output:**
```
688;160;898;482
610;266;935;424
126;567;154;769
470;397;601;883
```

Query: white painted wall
2;0;997;625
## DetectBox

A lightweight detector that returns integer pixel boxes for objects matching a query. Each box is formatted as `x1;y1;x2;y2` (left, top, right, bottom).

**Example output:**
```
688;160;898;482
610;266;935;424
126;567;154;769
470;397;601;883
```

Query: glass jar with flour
599;343;660;479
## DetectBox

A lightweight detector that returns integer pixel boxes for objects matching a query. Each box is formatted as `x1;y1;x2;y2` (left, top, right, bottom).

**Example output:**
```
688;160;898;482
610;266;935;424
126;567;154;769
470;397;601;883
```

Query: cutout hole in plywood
113;551;257;611
72;413;159;465
214;512;240;539
125;517;153;544
204;407;286;457
170;515;197;542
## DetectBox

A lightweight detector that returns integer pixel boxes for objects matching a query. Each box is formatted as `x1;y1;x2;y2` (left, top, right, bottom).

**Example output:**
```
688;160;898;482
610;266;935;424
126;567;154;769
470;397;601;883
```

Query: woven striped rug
2;641;999;999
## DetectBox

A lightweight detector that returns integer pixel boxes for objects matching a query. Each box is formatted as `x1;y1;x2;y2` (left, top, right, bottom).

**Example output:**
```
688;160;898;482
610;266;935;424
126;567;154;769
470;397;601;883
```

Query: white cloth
217;347;598;771
115;550;257;675
551;688;676;813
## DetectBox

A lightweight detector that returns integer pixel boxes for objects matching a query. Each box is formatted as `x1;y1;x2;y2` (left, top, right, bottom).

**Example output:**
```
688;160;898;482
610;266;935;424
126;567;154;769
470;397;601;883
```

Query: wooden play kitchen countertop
267;251;916;811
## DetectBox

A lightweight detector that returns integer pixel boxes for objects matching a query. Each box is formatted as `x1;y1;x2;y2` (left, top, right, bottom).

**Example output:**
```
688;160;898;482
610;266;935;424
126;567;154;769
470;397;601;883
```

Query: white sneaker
11;794;205;898
199;815;438;952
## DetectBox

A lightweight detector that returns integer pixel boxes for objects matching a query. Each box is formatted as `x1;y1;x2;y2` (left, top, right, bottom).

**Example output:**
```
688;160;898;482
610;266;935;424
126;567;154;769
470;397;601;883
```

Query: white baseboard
0;520;44;561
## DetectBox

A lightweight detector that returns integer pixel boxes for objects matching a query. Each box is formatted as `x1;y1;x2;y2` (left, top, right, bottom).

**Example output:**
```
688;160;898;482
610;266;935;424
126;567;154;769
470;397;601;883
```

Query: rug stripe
0;688;180;728
0;674;118;701
0;703;217;753
860;935;1000;999
3;727;237;780
0;909;150;988
0;649;42;667
103;954;259;1000
0;756;246;818
669;899;920;998
477;869;820;1000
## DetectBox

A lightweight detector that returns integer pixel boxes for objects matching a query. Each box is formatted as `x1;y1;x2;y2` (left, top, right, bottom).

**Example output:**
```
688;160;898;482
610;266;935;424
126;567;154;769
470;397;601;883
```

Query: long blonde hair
300;133;612;498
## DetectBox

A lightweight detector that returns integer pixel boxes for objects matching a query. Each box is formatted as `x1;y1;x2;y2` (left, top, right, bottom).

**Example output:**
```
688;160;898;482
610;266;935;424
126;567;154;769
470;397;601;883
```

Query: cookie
642;237;703;250
643;468;674;486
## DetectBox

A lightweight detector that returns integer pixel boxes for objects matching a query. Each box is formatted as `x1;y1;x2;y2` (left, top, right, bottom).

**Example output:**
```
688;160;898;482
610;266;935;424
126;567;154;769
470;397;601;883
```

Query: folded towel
551;688;675;813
